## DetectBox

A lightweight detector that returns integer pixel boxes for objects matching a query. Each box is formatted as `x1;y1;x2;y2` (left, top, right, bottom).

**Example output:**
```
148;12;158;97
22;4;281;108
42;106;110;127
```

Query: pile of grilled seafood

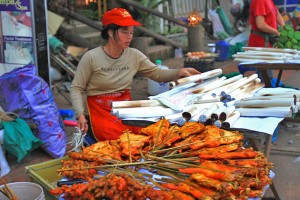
51;118;273;200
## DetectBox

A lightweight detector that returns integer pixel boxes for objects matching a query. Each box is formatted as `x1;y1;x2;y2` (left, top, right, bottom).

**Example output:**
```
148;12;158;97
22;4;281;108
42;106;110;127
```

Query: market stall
24;66;299;199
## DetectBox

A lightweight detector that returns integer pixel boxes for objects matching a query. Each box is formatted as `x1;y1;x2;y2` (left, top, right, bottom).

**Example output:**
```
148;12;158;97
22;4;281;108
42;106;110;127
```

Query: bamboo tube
169;68;222;88
233;54;285;60
237;107;293;118
234;58;278;63
254;89;300;97
241;96;294;101
223;74;259;94
221;111;241;129
234;99;294;108
193;75;244;95
187;77;226;94
174;77;222;96
229;81;264;101
111;105;167;116
214;120;222;127
182;106;205;121
211;105;227;121
219;105;236;121
116;106;178;119
112;100;162;108
199;103;220;123
236;51;294;57
150;82;197;99
242;47;298;54
208;77;247;96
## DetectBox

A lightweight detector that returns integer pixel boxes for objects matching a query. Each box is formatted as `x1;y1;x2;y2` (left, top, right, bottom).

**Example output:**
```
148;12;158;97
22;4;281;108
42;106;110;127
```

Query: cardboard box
25;156;69;200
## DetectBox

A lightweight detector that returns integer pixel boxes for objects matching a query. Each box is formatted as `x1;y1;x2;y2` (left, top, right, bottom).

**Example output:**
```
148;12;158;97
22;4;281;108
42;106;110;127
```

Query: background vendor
70;8;201;142
248;0;285;82
249;0;285;47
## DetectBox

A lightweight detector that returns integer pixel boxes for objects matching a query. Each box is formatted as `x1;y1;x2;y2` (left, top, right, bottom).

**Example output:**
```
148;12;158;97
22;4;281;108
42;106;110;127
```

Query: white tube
234;99;294;108
199;103;219;123
112;100;162;108
237;107;293;118
111;105;167;116
219;106;236;121
116;106;178;119
221;111;241;129
211;105;227;121
169;68;222;88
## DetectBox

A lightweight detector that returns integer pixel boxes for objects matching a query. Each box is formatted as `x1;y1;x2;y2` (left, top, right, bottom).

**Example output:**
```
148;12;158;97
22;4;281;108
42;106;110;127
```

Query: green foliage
80;9;98;20
135;0;181;35
276;25;300;50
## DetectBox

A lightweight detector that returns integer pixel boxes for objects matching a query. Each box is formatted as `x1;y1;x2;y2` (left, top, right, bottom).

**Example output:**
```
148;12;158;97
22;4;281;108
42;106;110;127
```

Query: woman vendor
70;8;201;142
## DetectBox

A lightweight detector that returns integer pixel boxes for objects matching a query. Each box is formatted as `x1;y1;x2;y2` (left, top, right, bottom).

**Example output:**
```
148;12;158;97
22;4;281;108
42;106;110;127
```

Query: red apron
87;90;141;141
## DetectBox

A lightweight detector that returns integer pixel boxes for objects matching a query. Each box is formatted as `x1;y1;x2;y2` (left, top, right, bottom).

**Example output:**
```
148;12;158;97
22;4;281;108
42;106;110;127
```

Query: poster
0;0;34;75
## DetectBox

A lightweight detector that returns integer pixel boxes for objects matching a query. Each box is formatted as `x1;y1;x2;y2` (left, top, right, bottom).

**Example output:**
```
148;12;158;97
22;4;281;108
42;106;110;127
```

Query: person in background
248;0;285;83
249;0;285;47
70;8;201;142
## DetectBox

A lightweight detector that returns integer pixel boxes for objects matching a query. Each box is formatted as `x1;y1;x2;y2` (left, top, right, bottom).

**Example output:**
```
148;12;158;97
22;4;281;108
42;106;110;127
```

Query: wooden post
98;0;101;18
98;0;107;20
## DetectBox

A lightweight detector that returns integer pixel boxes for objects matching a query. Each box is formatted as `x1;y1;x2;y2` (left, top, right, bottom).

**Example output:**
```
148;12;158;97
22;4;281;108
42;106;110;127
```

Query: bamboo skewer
126;130;133;163
0;178;17;200
56;161;158;172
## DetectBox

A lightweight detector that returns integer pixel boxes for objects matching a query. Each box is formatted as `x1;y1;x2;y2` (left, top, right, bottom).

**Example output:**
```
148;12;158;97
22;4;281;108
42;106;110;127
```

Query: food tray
25;157;69;200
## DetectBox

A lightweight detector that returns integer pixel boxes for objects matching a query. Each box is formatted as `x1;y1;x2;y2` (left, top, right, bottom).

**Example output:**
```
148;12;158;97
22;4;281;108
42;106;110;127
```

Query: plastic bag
0;64;67;158
0;129;10;177
208;9;226;39
1;118;43;162
216;7;234;36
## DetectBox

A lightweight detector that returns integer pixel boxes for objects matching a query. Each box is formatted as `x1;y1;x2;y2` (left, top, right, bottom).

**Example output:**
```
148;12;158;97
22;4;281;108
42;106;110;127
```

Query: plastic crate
183;57;215;72
25;157;69;200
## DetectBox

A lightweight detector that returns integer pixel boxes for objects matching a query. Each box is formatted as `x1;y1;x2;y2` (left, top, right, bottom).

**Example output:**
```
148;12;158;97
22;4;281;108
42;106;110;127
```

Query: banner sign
0;0;50;84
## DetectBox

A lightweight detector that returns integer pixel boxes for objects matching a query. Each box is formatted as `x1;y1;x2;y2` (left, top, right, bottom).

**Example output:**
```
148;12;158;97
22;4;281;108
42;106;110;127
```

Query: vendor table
240;62;300;88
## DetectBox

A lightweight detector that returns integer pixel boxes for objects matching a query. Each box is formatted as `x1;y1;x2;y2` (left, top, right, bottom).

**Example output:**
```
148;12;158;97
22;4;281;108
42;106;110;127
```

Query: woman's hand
178;67;201;78
77;114;88;133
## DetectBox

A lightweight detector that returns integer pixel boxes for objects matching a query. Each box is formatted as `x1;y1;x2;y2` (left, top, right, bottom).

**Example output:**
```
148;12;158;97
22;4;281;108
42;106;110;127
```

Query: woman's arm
255;16;280;36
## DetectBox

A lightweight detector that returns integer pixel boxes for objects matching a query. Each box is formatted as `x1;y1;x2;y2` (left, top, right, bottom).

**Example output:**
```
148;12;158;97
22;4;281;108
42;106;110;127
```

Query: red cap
102;8;142;27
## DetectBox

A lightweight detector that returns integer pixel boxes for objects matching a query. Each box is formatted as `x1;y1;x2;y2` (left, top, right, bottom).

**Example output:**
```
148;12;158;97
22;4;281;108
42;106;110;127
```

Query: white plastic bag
208;9;226;38
0;129;10;177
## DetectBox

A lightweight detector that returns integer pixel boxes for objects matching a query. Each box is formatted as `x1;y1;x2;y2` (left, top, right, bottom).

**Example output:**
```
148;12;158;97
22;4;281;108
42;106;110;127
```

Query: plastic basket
184;57;215;72
0;182;45;200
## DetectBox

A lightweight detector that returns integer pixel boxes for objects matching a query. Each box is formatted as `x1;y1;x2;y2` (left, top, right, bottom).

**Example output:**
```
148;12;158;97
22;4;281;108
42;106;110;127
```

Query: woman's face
111;26;134;49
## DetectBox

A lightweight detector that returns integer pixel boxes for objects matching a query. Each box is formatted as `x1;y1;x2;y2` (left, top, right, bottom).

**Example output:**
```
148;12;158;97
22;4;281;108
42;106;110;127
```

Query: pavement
2;53;300;199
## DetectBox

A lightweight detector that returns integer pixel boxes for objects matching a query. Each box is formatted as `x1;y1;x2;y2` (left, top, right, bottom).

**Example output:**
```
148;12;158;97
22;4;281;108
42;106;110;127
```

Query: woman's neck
103;43;123;59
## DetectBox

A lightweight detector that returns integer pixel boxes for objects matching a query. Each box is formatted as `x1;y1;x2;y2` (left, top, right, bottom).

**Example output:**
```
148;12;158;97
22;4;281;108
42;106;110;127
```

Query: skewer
1;178;17;200
125;130;133;163
147;155;198;168
56;161;157;172
0;189;10;199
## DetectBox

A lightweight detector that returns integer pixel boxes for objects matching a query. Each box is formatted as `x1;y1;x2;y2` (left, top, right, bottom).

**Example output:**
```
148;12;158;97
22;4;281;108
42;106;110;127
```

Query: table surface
240;62;300;87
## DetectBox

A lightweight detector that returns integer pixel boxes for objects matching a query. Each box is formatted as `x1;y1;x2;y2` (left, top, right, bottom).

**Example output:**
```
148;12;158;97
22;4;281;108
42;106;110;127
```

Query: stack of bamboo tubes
111;68;273;129
233;47;300;63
